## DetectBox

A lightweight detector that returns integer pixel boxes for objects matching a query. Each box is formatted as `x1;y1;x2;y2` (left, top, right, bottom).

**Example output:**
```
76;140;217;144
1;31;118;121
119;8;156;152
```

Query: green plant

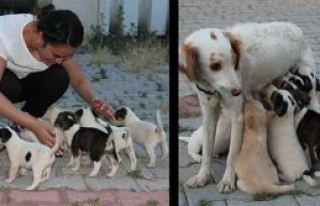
146;198;159;206
252;193;276;201
127;169;143;179
72;197;101;206
197;198;212;206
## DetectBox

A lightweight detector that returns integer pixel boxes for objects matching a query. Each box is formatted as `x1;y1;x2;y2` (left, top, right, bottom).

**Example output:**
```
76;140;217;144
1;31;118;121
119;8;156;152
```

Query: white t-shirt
0;14;48;79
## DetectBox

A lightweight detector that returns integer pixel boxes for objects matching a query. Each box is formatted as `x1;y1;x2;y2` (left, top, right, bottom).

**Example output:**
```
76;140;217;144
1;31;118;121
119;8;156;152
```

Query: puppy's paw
26;185;36;191
5;178;14;184
67;162;74;167
147;162;156;168
72;166;80;172
186;174;214;188
107;171;116;177
217;180;236;194
160;154;168;160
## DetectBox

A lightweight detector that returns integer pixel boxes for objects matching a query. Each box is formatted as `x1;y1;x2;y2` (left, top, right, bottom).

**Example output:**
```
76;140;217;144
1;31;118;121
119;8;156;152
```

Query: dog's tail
263;184;295;194
302;170;319;187
156;110;164;138
178;136;190;143
316;77;320;91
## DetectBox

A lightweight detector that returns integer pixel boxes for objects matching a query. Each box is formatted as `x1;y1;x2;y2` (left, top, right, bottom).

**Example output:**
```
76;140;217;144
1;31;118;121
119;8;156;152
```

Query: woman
0;5;114;148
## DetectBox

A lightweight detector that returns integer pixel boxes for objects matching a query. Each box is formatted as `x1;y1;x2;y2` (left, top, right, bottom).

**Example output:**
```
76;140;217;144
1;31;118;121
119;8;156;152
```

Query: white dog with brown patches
179;22;317;193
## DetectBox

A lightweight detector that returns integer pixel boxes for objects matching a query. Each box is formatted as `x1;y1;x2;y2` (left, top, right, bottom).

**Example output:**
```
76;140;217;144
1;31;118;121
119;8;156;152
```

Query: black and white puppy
114;107;169;168
260;84;318;186
74;106;137;172
0;126;59;190
295;107;320;170
54;111;119;177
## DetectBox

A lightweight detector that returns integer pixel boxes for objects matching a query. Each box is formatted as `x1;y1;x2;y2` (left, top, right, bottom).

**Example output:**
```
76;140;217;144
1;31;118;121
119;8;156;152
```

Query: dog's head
54;111;77;131
291;67;316;93
0;127;13;144
114;107;137;125
260;84;297;117
111;126;132;150
179;28;242;97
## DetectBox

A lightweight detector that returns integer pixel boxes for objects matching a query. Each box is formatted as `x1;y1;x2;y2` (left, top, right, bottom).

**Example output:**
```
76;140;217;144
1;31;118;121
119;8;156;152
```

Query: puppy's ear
106;125;112;134
223;31;241;70
259;91;272;111
0;128;12;143
179;44;200;81
272;92;288;117
290;89;310;108
74;109;83;122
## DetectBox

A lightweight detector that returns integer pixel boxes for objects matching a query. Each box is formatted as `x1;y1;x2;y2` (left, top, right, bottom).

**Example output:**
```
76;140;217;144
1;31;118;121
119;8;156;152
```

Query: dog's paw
67;162;74;167
4;178;13;184
217;180;236;194
107;171;116;177
26;185;36;190
186;174;214;188
72;166;80;172
147;162;156;168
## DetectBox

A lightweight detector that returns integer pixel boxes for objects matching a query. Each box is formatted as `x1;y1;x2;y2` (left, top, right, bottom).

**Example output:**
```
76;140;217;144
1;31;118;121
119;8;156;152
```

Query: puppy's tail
178;136;190;143
302;170;318;187
156;110;164;138
263;184;295;194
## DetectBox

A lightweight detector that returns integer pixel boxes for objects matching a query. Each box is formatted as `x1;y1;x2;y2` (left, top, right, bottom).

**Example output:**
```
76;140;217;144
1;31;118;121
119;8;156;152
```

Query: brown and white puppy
114;107;169;168
260;84;318;186
0;126;59;190
54;111;119;177
74;106;137;172
235;99;294;194
179;21;317;193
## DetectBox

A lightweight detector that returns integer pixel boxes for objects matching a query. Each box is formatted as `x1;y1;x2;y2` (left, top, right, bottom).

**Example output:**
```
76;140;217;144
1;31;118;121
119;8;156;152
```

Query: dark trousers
0;64;70;117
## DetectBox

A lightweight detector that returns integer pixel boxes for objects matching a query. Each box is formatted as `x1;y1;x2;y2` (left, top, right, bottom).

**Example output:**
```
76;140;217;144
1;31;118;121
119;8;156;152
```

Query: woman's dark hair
35;4;84;48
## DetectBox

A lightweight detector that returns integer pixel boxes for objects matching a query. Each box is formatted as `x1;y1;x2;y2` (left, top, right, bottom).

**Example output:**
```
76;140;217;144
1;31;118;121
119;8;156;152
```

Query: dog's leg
89;161;101;177
125;147;137;171
26;166;43;190
145;145;156;168
67;156;74;167
160;138;169;160
186;104;217;187
72;155;81;171
5;163;20;183
107;156;119;177
218;109;243;193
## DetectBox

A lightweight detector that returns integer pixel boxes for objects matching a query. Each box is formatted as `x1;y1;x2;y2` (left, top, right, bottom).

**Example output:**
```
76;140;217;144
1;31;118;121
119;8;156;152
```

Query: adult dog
179;22;316;193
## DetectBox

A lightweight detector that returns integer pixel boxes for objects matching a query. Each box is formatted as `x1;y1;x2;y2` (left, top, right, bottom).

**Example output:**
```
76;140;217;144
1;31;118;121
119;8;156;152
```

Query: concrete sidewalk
179;0;320;205
0;54;169;205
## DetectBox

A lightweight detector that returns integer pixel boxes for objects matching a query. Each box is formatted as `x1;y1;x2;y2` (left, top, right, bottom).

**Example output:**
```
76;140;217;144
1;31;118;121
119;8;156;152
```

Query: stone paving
0;54;169;205
179;0;320;206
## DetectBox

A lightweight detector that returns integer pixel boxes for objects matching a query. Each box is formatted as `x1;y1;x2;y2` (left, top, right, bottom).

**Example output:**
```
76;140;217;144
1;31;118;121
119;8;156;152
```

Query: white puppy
260;84;318;186
74;106;137;172
114;107;169;168
236;99;294;194
0;126;59;190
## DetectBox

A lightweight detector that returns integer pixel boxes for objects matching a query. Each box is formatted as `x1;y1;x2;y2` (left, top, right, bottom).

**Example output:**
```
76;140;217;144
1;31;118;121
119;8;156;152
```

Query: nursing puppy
0;126;59;190
235;99;294;194
179;126;230;162
74;106;137;172
54;111;119;177
114;107;169;168
260;84;318;186
295;107;320;171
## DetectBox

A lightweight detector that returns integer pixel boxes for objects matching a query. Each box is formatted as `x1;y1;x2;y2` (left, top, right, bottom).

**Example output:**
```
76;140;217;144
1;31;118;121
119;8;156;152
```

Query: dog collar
195;84;217;101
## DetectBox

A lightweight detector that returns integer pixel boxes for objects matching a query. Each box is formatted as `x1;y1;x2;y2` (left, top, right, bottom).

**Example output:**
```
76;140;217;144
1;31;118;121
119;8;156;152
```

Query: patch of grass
197;198;212;206
72;197;101;206
146;198;159;206
127;169;143;179
156;82;164;91
139;102;146;109
178;124;191;133
139;91;148;98
252;193;276;201
99;68;108;79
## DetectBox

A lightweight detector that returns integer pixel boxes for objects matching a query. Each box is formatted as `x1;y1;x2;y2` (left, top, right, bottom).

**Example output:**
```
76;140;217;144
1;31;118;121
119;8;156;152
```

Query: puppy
114;107;169;168
179;126;230;162
74;106;137;172
235;99;294;194
0;126;59;190
295;107;320;171
260;84;318;186
54;111;119;177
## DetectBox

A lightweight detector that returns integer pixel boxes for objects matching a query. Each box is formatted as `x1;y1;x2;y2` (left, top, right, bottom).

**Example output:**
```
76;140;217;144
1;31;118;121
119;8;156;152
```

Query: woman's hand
91;98;115;121
31;120;56;148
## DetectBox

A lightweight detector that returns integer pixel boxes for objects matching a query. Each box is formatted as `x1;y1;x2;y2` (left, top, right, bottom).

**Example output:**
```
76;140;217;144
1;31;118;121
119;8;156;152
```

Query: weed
72;197;101;206
252;193;276;201
99;68;108;79
127;169;143;179
139;91;148;98
146;198;159;206
139;102;146;109
197;198;212;206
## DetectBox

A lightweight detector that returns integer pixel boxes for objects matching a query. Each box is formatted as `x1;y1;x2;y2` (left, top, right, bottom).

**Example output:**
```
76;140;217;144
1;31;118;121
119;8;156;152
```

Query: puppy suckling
54;111;119;177
295;107;320;173
260;84;318;186
235;99;294;194
0;126;59;190
179;126;230;162
114;107;169;168
74;106;137;173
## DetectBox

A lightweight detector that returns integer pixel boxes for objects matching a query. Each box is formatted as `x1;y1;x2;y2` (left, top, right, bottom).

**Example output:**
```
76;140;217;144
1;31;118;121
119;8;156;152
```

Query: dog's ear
223;31;241;70
105;125;113;134
259;91;272;111
290;89;310;108
179;44;200;81
74;109;83;122
0;127;12;143
272;92;288;117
